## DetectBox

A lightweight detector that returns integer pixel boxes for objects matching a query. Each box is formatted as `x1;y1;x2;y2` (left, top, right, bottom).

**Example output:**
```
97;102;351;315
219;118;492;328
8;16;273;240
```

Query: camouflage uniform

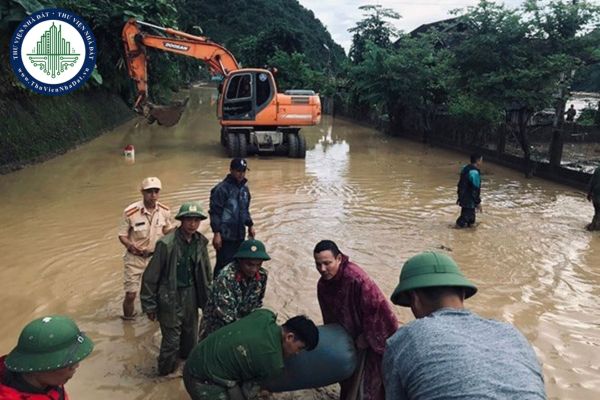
199;260;267;339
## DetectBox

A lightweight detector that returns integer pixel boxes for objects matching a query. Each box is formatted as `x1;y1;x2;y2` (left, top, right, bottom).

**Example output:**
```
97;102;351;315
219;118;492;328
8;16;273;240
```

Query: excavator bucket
145;98;189;127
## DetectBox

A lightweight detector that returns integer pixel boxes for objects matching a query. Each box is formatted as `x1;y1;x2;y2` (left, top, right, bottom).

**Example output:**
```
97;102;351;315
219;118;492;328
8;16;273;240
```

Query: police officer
118;177;173;320
0;315;94;399
209;159;256;277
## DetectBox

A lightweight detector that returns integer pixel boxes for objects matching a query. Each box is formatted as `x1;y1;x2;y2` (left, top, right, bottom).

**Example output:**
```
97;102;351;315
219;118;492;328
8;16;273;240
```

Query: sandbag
263;324;357;392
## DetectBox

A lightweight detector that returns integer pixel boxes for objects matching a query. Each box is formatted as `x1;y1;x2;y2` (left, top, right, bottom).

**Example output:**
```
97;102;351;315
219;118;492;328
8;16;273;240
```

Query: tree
267;50;325;92
446;0;600;175
523;0;600;167
348;5;400;63
349;35;450;134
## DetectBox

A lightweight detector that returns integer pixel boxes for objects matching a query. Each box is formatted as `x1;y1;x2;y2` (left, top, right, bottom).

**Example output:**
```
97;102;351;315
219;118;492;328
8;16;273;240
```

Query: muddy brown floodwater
1;86;599;400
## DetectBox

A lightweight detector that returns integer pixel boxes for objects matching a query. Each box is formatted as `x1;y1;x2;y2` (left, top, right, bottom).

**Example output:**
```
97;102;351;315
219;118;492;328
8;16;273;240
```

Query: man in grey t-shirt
383;251;546;400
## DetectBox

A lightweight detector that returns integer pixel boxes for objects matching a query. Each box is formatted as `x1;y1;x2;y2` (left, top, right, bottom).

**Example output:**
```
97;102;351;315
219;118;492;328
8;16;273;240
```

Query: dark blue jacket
457;164;481;209
209;174;253;241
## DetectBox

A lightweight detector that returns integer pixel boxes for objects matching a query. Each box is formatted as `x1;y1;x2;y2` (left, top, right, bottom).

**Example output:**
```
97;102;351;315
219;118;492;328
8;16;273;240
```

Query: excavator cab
220;70;274;121
122;19;321;158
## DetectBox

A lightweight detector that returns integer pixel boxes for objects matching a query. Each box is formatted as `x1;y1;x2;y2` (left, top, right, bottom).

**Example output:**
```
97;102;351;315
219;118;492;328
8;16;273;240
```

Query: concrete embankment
0;85;133;174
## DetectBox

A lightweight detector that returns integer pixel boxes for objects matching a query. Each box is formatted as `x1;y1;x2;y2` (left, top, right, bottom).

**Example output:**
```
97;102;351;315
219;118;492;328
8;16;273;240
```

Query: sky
297;0;523;52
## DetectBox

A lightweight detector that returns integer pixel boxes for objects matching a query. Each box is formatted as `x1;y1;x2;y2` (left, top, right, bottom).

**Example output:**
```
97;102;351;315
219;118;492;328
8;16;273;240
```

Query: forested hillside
178;0;345;71
1;0;344;103
0;0;344;169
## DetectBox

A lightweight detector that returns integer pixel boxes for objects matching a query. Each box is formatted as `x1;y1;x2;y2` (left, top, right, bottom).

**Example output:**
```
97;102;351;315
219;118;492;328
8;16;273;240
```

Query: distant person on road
199;239;270;340
0;315;94;400
209;158;255;277
184;309;319;400
565;104;576;122
118;177;174;320
456;153;483;228
141;201;212;376
586;167;600;231
314;240;398;400
384;251;547;400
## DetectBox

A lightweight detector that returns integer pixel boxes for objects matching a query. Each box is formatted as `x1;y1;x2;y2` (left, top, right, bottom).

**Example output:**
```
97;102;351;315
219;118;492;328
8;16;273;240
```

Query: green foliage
349;36;449;114
572;29;600;91
2;0;342;105
348;4;400;63
267;50;323;91
572;62;600;91
229;26;305;68
175;0;345;73
577;107;599;126
339;0;600;142
450;1;550;112
448;94;502;127
0;0;45;32
90;66;103;85
54;0;183;102
444;0;599;126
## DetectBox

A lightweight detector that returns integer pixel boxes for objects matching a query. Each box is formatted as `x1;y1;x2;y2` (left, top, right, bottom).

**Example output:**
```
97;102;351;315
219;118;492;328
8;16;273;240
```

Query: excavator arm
121;19;240;126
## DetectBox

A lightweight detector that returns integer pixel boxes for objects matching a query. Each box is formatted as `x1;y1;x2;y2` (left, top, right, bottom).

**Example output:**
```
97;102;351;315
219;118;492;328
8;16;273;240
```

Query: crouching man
183;309;318;400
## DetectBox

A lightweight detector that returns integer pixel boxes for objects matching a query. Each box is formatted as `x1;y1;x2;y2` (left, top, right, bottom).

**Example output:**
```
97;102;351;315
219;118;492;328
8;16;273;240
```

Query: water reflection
306;124;350;181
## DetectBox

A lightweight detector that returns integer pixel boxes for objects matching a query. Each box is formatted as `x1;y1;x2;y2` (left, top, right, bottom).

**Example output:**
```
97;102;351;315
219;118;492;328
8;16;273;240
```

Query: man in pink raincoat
314;240;399;400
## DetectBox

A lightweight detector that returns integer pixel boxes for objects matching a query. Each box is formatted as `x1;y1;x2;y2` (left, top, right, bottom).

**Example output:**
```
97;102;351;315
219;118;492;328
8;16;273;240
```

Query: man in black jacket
209;158;256;277
456;153;482;228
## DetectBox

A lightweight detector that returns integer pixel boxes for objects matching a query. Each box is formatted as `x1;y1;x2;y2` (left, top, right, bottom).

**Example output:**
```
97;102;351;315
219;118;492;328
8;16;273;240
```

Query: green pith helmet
390;251;477;307
5;315;94;373
175;201;207;220
233;239;271;260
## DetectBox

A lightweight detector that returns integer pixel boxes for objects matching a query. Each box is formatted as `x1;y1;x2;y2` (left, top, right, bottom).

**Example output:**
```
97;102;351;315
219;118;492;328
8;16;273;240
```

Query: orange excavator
122;19;322;158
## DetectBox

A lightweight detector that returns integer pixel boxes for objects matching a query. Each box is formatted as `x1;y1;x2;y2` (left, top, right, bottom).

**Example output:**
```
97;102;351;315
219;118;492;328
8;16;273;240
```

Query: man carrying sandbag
183;309;319;400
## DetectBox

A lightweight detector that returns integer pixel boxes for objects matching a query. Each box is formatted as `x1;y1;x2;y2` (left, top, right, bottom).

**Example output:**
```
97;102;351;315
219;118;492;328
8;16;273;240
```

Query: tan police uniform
118;200;173;292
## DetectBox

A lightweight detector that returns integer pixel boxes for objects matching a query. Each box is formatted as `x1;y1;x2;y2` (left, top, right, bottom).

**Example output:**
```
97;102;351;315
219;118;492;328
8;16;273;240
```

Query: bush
577;108;599;126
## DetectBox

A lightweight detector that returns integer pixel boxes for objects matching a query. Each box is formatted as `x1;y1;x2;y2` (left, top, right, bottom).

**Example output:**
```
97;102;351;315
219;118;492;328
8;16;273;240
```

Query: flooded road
1;87;599;399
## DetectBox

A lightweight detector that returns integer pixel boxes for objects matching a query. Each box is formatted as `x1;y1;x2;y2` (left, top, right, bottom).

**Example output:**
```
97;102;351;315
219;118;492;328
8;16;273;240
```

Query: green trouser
183;365;260;400
183;375;230;400
158;286;198;375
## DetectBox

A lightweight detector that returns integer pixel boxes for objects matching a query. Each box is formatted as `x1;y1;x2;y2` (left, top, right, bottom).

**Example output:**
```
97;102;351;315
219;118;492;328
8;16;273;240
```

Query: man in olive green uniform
183;309;319;400
1;315;94;399
199;239;270;340
587;167;600;230
118;177;173;319
141;201;212;376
